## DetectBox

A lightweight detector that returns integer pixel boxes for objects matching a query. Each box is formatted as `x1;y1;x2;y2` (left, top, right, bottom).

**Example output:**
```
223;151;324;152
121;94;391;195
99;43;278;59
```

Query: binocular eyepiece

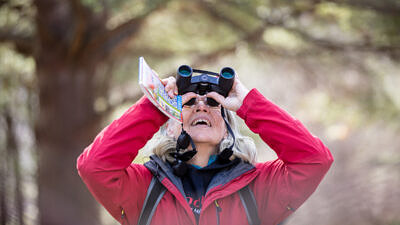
176;65;235;97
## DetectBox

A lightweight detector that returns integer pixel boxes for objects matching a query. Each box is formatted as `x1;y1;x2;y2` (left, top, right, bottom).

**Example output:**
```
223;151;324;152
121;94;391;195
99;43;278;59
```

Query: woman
77;75;333;225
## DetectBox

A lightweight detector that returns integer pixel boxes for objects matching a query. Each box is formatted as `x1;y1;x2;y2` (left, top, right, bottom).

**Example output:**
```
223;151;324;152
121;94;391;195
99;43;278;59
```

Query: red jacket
77;89;333;225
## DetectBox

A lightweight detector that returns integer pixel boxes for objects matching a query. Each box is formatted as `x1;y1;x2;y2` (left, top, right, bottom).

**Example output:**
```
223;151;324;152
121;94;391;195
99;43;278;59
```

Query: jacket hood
144;155;255;197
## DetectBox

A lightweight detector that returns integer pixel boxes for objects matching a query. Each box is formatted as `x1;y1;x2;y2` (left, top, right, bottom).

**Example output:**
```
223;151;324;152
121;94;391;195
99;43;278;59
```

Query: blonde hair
145;109;257;164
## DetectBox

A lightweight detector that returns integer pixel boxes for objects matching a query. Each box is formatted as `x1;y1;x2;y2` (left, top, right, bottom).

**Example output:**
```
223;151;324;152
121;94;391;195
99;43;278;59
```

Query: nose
195;96;209;112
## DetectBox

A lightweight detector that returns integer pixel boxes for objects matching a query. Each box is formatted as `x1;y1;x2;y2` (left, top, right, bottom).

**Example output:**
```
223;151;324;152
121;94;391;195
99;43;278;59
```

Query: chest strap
137;177;260;225
238;185;261;225
137;177;166;225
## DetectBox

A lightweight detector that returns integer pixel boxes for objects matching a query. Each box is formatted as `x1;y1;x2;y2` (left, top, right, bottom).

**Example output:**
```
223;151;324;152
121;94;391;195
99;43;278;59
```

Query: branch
0;0;10;7
195;0;249;34
190;0;269;65
84;0;170;61
219;0;400;55
67;0;89;59
191;24;267;67
0;28;34;56
276;23;400;54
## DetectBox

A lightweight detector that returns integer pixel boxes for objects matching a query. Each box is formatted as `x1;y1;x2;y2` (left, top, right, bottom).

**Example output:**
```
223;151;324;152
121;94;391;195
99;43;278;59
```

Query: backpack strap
138;179;260;225
239;185;261;225
137;177;166;225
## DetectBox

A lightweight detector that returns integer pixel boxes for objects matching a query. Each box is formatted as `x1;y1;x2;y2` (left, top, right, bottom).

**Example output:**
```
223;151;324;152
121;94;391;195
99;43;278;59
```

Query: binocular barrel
219;67;235;97
176;65;235;97
177;65;193;95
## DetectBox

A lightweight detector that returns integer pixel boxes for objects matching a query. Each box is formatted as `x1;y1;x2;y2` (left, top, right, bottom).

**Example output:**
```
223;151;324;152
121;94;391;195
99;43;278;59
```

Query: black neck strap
216;107;235;163
175;124;197;162
180;123;196;151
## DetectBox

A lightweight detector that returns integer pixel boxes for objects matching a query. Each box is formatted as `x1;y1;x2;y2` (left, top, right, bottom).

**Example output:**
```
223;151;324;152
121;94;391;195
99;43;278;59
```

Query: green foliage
263;27;309;51
133;1;239;54
0;45;35;111
0;0;35;34
315;2;400;45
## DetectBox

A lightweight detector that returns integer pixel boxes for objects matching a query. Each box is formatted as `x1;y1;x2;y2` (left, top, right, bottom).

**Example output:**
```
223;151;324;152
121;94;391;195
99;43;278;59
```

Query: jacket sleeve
236;89;333;223
77;96;168;223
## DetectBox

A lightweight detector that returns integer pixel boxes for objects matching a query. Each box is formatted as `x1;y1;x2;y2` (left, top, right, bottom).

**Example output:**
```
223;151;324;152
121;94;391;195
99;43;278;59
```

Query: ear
223;127;228;139
165;119;181;138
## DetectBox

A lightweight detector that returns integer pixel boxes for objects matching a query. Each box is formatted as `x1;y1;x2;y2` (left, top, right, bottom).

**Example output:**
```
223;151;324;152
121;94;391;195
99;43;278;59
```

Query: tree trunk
32;0;147;223
35;55;102;225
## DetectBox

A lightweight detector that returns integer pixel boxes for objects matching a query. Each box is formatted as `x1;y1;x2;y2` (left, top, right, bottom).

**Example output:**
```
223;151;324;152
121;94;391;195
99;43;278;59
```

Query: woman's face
181;94;226;146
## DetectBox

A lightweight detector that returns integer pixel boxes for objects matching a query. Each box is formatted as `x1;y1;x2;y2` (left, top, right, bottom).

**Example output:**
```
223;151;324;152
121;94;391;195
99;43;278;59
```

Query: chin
190;134;221;145
186;127;223;145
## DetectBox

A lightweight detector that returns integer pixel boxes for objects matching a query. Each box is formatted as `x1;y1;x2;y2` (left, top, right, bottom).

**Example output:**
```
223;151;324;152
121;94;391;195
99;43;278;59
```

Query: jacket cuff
236;88;265;120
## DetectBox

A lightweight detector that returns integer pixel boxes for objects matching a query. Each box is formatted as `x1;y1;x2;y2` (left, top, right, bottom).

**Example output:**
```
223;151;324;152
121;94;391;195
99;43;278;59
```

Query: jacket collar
144;154;255;197
144;155;186;197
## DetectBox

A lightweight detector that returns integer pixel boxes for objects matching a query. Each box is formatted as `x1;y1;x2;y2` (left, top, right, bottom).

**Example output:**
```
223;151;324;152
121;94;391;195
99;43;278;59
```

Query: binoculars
176;65;235;97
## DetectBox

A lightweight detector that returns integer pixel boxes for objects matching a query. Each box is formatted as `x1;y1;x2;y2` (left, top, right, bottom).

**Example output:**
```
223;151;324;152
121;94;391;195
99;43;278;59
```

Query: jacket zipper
121;208;129;225
214;200;222;225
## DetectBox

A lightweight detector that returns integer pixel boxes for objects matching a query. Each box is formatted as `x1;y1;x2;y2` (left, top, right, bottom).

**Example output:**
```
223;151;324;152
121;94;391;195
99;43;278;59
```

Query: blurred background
0;0;399;225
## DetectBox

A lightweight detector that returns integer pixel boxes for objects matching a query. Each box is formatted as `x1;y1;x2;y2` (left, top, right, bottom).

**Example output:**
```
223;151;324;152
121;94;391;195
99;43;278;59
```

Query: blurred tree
2;0;172;224
32;1;169;225
0;0;399;225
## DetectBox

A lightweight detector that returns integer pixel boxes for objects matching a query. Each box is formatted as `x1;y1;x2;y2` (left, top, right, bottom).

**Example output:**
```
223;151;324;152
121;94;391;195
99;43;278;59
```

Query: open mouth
191;119;211;127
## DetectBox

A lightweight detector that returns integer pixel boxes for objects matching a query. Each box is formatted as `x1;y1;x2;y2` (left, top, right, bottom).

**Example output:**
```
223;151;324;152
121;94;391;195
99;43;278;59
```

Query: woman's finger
164;77;174;89
206;92;225;105
182;92;197;105
163;77;177;98
174;85;178;95
161;78;168;86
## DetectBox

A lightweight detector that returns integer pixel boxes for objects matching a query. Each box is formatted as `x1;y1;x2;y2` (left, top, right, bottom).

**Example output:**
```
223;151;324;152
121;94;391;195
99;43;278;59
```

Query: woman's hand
161;76;197;104
207;78;250;112
162;76;250;111
162;76;178;98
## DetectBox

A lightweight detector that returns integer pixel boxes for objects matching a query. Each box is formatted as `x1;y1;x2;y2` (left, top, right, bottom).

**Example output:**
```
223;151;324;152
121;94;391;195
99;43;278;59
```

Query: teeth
192;119;211;127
